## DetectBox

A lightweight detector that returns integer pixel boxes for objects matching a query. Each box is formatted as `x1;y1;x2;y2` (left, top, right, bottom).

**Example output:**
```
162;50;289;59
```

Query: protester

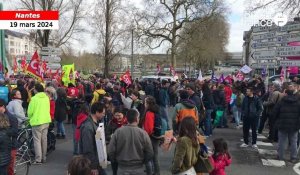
210;138;232;175
240;87;263;149
212;84;226;128
74;104;89;155
273;89;300;163
45;86;57;122
108;109;153;175
0;112;11;175
55;88;68;139
67;155;91;175
16;79;29;110
171;117;199;175
0;79;9;104
79;102;106;175
28;83;51;164
91;83;106;104
6;89;27;127
159;80;170;127
202;82;215;136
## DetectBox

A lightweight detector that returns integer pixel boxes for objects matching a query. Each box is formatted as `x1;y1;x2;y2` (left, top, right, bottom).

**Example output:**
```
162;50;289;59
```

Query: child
210;138;232;175
67;155;91;175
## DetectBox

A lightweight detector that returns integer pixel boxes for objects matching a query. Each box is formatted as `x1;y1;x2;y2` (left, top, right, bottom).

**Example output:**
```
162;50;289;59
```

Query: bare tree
178;14;229;70
91;0;131;77
18;0;85;47
134;0;226;67
246;0;300;15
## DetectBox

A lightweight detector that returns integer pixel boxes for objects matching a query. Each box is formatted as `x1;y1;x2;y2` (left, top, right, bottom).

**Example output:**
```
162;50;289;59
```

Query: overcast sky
0;0;280;54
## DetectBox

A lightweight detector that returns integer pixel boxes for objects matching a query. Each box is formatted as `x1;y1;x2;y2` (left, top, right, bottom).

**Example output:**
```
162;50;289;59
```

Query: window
10;41;14;46
10;48;14;54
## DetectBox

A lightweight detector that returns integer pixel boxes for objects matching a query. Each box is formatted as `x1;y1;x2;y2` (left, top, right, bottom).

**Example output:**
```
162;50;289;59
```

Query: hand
91;169;99;175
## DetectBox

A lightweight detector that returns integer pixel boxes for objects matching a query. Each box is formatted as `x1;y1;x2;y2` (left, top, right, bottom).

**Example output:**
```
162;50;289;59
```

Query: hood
34;92;49;99
96;89;106;95
282;95;298;103
180;99;195;109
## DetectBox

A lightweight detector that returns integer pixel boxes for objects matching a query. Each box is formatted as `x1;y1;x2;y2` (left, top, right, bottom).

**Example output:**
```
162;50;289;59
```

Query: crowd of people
0;73;300;175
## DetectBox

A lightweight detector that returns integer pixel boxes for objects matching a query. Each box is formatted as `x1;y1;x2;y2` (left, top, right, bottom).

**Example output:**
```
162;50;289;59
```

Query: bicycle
15;141;31;175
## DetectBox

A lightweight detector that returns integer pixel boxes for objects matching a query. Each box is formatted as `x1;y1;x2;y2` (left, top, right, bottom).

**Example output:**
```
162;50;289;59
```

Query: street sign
41;56;61;62
252;25;277;33
42;47;61;51
40;51;62;55
280;60;300;66
277;33;300;43
280;23;300;32
252;31;276;40
277;46;300;57
251;50;277;59
47;63;61;70
251;42;276;49
251;62;277;68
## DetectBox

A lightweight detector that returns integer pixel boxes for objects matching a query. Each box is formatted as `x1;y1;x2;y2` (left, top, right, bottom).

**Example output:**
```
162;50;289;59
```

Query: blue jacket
159;87;169;107
0;86;9;104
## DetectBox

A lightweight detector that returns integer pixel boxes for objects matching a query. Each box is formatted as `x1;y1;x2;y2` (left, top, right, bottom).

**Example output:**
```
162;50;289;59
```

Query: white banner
0;20;58;29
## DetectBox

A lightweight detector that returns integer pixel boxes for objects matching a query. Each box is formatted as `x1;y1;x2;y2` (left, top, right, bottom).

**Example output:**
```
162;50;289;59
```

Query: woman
67;155;91;175
202;82;214;136
45;87;57;121
6;89;26;127
0;113;11;175
212;85;226;128
143;96;162;175
55;88;68;139
171;116;199;175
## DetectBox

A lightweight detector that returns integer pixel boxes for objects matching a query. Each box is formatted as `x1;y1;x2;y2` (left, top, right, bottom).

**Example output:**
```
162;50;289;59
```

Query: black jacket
273;95;300;132
0;128;11;166
145;83;155;97
55;97;67;122
189;93;202;112
212;90;225;107
16;86;29;109
202;92;214;110
79;117;99;169
6;112;18;149
241;96;263;118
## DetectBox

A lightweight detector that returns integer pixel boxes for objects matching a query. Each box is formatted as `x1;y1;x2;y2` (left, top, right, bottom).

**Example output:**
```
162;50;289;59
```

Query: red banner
120;70;132;86
26;51;43;82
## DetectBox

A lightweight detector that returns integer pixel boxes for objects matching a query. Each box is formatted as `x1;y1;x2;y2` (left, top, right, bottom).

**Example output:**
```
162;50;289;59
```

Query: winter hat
185;83;196;92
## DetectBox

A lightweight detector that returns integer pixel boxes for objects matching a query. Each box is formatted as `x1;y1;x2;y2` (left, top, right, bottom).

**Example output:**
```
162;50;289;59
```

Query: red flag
13;57;17;73
20;57;27;71
26;51;43;82
156;64;161;75
170;65;176;76
120;70;132;86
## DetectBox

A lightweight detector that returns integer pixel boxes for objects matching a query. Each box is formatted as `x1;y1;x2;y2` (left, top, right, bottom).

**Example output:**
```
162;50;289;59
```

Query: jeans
232;106;241;126
0;165;8;175
7;149;16;175
278;130;298;160
220;106;228;127
151;137;160;175
111;161;118;175
32;123;49;162
160;106;170;130
243;117;258;145
118;166;146;175
56;121;65;135
204;109;213;136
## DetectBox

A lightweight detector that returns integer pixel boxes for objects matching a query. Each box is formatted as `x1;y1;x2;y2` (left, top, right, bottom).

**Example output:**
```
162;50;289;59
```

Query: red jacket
50;100;55;120
210;153;232;175
224;86;232;104
67;87;79;98
75;112;88;141
143;111;155;135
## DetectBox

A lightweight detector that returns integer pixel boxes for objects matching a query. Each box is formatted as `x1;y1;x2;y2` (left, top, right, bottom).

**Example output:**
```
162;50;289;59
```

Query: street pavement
28;115;299;175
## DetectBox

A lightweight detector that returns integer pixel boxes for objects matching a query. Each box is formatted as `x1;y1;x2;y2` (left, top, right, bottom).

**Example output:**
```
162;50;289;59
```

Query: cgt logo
258;14;288;27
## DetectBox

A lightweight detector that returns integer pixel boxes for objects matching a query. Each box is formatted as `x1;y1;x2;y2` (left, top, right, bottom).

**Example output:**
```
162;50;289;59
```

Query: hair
179;90;189;100
145;96;159;113
218;84;224;90
202;82;212;96
79;103;89;115
34;83;44;92
10;89;20;99
126;109;140;123
90;102;105;115
68;83;75;88
45;86;57;100
285;89;294;96
213;138;230;157
131;90;140;99
161;79;168;86
17;79;24;87
0;113;10;128
95;83;102;89
178;117;198;147
56;87;66;99
113;106;125;115
247;87;254;92
67;155;91;175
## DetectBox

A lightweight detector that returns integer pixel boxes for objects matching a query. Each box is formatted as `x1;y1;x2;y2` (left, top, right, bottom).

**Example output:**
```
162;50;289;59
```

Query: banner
211;70;218;82
170;66;176;77
26;51;43;82
120;70;132;86
20;56;27;71
240;65;252;74
62;63;75;86
218;74;224;83
13;57;17;73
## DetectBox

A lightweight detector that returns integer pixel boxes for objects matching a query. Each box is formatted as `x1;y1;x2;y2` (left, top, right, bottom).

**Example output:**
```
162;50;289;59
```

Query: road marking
293;162;300;174
261;159;286;167
257;141;273;146
258;149;277;156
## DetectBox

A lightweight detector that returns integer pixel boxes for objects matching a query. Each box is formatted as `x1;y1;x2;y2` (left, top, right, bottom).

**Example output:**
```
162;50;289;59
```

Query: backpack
152;113;167;138
236;94;244;107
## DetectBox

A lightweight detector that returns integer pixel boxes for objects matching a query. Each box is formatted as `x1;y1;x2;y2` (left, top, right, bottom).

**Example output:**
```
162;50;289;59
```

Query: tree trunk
104;0;111;78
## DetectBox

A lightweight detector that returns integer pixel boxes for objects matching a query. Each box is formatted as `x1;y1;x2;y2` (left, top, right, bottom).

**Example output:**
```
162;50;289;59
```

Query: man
27;83;51;164
91;83;106;104
108;109;153;175
223;81;232;127
79;102;106;175
273;89;300;163
185;83;203;125
159;80;170;128
240;87;263;149
263;83;282;142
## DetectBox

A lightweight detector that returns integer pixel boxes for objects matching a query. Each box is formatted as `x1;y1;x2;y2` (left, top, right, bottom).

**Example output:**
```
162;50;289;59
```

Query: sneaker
290;159;299;164
252;144;258;149
240;143;249;148
32;161;42;165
